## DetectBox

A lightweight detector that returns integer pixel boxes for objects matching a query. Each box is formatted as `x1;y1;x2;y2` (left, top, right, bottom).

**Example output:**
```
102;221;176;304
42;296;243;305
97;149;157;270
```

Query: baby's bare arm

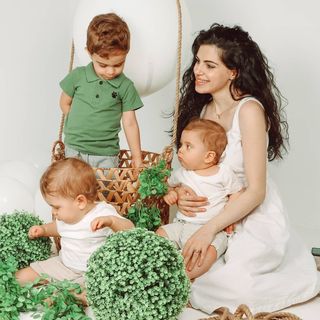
29;222;59;239
91;216;134;232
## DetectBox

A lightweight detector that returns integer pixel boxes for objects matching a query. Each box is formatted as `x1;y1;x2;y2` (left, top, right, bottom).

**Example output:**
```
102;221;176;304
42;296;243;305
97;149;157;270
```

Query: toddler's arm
28;222;59;239
91;216;134;232
122;110;142;168
59;91;73;115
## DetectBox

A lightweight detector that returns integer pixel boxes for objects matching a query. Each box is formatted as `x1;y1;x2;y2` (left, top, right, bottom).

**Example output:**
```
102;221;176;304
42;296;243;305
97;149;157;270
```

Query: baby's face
91;52;127;80
178;130;209;170
45;194;84;224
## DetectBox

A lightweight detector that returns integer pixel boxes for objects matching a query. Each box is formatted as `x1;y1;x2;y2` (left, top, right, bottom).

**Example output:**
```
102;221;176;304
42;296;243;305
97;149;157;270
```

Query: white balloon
0;160;39;195
73;0;192;97
0;176;34;214
34;188;52;223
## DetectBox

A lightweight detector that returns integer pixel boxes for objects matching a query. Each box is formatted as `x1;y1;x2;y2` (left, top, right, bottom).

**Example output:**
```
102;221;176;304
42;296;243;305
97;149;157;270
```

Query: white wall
0;1;319;240
0;0;77;165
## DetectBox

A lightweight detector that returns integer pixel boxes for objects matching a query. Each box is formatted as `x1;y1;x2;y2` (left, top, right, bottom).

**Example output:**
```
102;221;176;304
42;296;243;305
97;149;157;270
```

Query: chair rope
51;40;74;162
170;0;183;150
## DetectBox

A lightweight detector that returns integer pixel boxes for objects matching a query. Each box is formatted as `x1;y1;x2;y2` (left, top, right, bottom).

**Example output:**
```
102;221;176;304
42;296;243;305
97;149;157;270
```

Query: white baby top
168;164;243;224
57;201;121;272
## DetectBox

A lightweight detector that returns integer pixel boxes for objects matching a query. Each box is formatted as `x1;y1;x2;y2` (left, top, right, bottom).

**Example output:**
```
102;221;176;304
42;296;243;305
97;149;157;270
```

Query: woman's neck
211;92;237;114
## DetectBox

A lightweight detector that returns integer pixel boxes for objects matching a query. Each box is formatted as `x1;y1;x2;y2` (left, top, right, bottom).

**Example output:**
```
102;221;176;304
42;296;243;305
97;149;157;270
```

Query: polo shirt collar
85;62;126;88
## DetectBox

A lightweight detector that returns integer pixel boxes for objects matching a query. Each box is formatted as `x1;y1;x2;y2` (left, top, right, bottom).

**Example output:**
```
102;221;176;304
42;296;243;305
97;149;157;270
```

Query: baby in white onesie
157;119;243;280
16;158;134;303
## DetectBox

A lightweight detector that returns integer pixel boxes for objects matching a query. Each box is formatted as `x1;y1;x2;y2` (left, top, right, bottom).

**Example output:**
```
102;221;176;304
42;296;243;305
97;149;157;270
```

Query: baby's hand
224;224;235;234
164;190;178;206
29;225;45;239
91;217;112;231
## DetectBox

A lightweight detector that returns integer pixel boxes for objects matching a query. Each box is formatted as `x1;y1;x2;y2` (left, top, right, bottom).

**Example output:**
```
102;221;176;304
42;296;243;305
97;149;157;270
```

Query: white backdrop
0;0;319;243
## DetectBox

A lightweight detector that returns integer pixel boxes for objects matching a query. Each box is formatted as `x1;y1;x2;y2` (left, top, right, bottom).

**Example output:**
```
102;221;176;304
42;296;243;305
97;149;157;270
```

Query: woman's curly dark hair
176;23;289;161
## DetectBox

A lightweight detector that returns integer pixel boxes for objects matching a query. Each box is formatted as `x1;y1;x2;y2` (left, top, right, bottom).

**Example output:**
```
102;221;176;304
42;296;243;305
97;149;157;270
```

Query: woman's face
193;44;234;95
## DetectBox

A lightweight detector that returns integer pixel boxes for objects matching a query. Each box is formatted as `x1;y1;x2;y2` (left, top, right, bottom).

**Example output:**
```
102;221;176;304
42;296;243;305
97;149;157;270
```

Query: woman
175;23;320;313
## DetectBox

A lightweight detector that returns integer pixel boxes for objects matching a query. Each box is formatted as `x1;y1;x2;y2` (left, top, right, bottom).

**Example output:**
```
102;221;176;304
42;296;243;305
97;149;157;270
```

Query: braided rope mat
197;304;301;320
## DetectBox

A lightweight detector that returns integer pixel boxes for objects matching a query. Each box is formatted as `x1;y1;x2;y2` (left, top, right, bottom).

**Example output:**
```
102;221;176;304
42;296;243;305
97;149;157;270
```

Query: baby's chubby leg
155;226;169;238
156;221;183;240
16;266;42;286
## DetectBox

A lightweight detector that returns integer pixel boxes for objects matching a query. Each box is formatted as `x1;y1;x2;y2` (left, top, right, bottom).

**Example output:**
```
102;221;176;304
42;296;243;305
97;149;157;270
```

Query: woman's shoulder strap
232;96;263;130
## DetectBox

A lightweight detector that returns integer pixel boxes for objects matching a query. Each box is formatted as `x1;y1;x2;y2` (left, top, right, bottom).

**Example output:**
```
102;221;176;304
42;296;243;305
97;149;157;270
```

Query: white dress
190;97;320;313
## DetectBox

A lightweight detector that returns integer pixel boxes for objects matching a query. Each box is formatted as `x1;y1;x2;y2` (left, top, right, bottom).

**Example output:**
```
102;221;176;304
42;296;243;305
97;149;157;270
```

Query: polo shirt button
96;94;99;98
99;81;103;85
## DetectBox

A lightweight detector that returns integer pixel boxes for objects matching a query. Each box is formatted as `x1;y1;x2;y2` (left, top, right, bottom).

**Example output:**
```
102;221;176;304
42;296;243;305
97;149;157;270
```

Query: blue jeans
65;145;119;168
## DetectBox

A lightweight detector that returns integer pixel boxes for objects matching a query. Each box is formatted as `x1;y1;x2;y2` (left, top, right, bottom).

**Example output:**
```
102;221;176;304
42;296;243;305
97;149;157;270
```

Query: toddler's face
178;130;209;170
45;194;84;224
91;52;127;80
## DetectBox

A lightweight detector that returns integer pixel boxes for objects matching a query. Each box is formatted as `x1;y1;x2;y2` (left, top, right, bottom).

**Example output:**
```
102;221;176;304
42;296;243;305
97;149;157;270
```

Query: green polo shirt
60;63;143;156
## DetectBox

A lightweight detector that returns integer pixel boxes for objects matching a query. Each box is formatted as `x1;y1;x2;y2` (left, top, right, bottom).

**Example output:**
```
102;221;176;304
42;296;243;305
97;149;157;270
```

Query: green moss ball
86;228;190;320
0;211;52;269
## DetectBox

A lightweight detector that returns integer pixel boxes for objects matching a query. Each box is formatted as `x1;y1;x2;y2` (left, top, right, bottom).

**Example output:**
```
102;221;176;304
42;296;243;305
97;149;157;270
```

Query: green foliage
0;257;40;319
86;228;190;320
128;160;171;230
0;211;52;269
0;258;90;320
127;200;161;231
138;159;171;199
37;279;90;320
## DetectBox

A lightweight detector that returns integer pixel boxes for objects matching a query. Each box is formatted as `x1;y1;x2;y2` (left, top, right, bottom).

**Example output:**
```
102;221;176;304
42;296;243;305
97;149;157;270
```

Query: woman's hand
224;223;235;234
182;224;215;271
176;185;208;217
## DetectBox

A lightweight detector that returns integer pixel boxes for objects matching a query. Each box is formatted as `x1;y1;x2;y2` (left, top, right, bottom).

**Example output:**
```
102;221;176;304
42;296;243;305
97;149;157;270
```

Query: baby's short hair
40;158;98;202
184;118;227;163
87;13;130;58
